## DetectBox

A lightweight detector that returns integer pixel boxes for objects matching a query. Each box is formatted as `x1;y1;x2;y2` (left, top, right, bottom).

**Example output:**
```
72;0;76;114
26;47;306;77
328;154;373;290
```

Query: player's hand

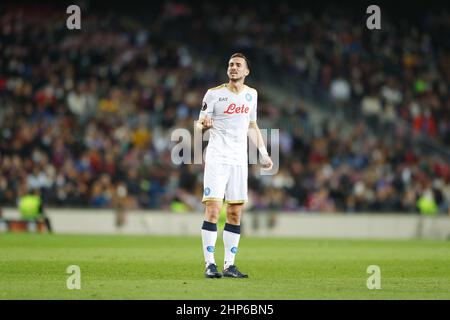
202;116;214;129
260;154;273;170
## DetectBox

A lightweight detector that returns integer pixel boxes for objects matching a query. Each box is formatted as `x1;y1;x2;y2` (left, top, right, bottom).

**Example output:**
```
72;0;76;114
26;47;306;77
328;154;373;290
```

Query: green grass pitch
1;233;449;299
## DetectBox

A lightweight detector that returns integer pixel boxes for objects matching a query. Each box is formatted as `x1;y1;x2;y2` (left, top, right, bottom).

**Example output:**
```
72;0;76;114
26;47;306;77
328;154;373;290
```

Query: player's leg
201;162;228;278
202;201;222;278
222;165;248;278
224;203;244;268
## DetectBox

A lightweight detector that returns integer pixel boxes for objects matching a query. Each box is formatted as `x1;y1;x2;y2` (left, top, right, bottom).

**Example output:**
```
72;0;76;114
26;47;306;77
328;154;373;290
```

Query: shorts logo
231;247;238;254
201;102;207;111
207;246;215;253
204;187;211;196
245;93;252;102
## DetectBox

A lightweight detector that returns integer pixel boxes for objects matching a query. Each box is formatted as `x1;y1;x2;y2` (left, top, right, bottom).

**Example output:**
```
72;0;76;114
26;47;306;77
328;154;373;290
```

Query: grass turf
0;233;449;299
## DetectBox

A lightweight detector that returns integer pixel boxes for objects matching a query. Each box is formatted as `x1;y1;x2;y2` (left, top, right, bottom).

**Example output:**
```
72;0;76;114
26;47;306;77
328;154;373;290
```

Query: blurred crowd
0;2;449;214
192;2;450;145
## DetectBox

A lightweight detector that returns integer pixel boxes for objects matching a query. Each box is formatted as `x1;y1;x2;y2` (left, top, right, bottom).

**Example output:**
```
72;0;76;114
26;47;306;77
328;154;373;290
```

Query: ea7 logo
66;265;81;289
366;265;381;289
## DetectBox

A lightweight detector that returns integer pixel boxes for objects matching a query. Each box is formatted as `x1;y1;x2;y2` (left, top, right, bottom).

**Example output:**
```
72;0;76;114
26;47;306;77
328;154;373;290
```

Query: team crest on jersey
201;102;207;111
204;187;211;196
245;93;252;102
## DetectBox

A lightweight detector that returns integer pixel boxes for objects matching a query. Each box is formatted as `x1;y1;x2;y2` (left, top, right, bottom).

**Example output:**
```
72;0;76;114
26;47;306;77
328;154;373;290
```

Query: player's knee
205;203;221;222
226;205;242;223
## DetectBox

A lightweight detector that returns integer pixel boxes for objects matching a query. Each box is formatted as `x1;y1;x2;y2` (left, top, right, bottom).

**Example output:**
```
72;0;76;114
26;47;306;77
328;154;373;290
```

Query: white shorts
202;162;248;204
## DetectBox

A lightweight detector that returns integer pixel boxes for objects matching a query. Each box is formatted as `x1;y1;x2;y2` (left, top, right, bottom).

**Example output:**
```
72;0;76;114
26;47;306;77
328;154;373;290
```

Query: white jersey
199;84;257;166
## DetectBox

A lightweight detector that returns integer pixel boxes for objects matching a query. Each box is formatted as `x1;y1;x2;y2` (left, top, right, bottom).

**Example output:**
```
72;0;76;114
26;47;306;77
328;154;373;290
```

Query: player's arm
195;90;214;133
248;121;265;149
248;121;273;170
195;115;213;132
248;90;273;170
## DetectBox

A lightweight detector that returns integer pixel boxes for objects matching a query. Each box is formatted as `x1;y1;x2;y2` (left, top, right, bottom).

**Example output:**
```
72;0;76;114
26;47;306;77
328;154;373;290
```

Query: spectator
18;189;52;233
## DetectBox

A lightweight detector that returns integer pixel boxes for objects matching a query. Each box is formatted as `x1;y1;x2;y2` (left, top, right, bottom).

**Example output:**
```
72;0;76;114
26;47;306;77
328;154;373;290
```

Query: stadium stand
0;1;449;214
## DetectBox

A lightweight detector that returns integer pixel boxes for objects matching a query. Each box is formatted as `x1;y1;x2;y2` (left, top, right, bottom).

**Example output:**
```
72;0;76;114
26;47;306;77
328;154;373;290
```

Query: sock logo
207;246;215;253
204;187;211;196
231;247;238;254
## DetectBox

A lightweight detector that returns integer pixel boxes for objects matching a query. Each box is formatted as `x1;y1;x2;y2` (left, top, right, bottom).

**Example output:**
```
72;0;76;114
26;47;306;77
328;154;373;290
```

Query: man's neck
227;81;245;94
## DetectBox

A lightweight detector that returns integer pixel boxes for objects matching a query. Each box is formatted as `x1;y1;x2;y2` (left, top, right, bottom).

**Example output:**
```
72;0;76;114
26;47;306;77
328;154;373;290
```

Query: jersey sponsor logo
201;102;207;111
224;103;249;114
204;187;211;196
231;247;238;254
207;246;215;253
245;93;252;102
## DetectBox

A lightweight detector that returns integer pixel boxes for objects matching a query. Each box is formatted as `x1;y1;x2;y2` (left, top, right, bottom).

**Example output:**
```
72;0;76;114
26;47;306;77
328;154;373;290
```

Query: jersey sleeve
199;90;215;118
250;90;257;122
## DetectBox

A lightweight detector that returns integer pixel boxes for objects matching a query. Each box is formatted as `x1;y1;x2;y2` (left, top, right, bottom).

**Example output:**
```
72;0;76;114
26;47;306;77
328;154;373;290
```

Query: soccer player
195;53;273;278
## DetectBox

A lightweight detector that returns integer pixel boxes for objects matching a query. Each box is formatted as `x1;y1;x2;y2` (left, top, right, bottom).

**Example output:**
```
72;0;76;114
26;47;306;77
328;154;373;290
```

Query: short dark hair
230;53;250;70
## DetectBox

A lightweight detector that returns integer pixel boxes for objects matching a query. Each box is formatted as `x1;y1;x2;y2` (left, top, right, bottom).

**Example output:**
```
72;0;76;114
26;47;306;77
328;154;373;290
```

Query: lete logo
224;103;249;114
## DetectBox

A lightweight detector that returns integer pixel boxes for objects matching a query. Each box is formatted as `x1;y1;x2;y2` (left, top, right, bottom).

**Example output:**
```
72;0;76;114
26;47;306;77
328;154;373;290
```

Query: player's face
227;57;249;82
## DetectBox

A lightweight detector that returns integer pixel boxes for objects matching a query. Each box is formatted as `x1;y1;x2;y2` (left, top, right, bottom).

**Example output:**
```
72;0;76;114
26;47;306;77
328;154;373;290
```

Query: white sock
223;224;241;269
201;221;218;266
